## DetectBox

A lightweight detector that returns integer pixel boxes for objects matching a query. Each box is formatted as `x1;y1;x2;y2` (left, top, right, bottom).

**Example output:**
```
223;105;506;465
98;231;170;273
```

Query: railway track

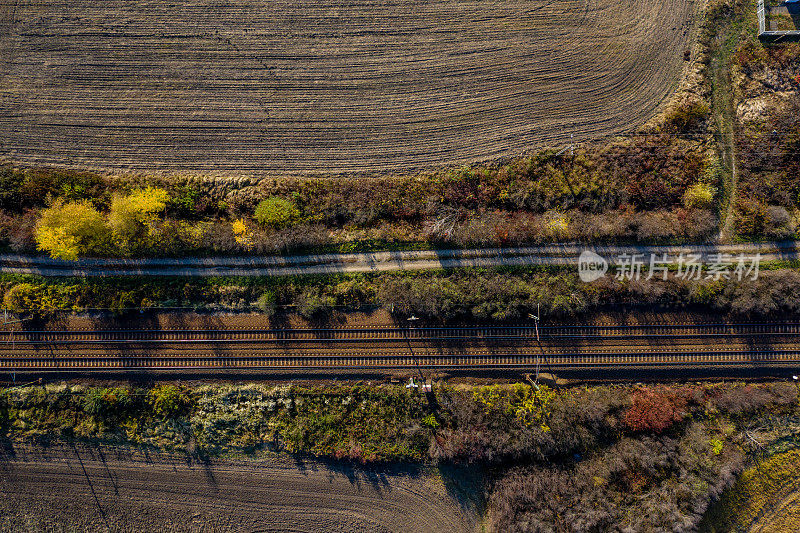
1;350;798;371
1;322;800;373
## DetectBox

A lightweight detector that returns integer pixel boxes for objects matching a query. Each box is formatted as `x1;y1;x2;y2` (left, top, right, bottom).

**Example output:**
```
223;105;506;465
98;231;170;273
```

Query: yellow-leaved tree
35;201;109;260
232;218;253;248
109;187;170;248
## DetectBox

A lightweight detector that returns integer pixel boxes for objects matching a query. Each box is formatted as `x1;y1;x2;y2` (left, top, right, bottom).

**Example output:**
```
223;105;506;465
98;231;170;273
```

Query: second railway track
3;322;800;374
2;350;799;372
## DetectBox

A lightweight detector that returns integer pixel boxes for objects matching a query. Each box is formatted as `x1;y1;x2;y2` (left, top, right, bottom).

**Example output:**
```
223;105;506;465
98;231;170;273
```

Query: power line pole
404;315;426;385
529;304;541;387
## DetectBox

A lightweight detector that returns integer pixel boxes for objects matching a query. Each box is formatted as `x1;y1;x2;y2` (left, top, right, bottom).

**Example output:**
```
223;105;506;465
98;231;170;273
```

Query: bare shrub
488;425;744;533
713;382;798;415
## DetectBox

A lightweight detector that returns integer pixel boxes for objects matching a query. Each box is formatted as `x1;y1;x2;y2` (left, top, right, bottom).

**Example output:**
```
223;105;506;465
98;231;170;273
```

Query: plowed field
0;0;695;175
0;445;482;532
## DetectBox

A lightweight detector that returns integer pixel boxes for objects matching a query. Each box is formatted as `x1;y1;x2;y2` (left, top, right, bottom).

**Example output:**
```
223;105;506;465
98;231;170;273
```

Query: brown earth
0;0;696;176
0;444;483;532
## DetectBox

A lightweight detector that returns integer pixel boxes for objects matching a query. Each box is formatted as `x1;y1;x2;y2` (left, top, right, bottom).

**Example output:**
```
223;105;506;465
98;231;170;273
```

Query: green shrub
254;197;300;228
256;290;277;316
169;183;201;215
296;289;336;318
83;387;133;417
148;385;191;418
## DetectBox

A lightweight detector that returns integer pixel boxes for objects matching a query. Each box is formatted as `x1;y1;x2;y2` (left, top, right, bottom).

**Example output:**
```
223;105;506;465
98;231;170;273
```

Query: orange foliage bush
623;387;691;433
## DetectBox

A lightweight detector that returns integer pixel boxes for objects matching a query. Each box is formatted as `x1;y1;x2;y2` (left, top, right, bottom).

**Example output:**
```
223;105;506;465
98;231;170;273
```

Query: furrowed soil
0;444;483;532
0;0;696;176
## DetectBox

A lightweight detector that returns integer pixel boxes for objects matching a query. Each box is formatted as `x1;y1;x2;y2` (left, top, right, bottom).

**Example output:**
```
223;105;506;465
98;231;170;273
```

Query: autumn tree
109;187;170;246
683;182;717;209
231;218;253;248
35;201;109;260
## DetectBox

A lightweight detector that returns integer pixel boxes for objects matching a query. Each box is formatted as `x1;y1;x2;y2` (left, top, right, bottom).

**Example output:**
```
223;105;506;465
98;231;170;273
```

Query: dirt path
0;0;696;175
0;242;792;277
708;13;740;243
0;444;483;532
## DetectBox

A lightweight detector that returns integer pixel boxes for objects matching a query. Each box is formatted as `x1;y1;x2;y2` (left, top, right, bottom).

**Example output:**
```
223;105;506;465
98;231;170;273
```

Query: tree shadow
788;3;800;29
437;462;487;520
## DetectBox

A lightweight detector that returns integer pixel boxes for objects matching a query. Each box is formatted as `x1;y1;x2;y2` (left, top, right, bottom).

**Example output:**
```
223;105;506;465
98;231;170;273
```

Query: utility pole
528;304;557;388
404;315;427;386
529;304;541;387
3;309;28;354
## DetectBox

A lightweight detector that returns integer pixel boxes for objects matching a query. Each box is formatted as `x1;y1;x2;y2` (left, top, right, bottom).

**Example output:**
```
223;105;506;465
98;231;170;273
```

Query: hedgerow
4;266;800;320
0;129;716;259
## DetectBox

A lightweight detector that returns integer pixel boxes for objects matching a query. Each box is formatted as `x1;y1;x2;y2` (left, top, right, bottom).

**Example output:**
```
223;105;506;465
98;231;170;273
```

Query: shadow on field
286;453;486;514
786;4;800;29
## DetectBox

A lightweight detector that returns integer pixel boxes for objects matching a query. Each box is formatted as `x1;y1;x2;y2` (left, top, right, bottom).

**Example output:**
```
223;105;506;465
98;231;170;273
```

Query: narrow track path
0;242;796;277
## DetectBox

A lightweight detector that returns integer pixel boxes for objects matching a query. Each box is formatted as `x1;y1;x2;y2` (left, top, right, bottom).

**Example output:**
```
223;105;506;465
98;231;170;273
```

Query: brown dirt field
0;444;483;532
0;0;696;176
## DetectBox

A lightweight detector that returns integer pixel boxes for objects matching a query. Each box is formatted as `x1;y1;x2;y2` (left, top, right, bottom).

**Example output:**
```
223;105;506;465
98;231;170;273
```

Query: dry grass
700;449;800;533
0;0;696;176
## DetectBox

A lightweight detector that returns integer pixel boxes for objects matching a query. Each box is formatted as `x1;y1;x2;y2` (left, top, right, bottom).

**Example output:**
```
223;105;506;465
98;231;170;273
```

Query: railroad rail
2;322;800;373
1;350;798;371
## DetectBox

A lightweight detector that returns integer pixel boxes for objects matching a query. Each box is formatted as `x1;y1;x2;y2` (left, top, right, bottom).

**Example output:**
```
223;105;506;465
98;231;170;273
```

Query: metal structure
758;0;800;41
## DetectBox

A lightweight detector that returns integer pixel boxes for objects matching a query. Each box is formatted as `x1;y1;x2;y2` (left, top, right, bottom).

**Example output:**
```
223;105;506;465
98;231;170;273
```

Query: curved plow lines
0;0;695;174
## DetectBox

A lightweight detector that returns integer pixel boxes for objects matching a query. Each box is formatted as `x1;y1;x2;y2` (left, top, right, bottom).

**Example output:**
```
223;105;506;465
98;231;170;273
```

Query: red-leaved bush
624;387;691;433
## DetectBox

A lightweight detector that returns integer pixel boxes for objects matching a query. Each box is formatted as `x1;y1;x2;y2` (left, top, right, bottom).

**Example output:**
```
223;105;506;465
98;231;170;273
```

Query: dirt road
0;242;792;277
0;444;482;532
0;0;696;175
